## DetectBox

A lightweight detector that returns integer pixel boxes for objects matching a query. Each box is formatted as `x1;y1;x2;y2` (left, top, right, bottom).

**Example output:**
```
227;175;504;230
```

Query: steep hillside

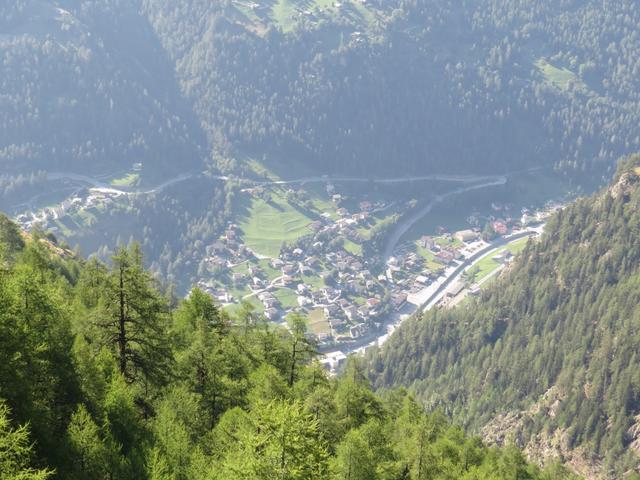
143;0;640;177
2;1;640;179
0;0;204;176
0;214;578;479
369;155;640;478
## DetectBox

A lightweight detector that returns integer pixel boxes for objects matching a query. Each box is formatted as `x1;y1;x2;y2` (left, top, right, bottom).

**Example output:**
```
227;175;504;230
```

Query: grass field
223;296;263;317
343;239;362;256
238;195;313;257
308;308;331;335
414;243;445;271
273;288;299;309
257;259;284;281
474;237;530;283
269;0;377;32
535;59;578;91
110;173;140;187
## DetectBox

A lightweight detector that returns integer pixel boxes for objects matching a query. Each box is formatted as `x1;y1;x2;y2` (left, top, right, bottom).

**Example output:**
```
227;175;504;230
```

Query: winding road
37;170;511;197
382;177;507;261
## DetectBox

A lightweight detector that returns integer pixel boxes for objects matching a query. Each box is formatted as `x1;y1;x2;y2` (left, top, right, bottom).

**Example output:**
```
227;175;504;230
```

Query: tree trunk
118;264;127;376
289;338;298;387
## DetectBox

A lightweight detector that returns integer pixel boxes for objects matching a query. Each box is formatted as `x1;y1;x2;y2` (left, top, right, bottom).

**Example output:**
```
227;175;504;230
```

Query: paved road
253;173;506;186
46;172;194;195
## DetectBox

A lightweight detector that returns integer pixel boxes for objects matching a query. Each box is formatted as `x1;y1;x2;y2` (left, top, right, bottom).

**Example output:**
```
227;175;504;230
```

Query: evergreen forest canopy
0;214;579;479
369;155;640;478
0;0;639;178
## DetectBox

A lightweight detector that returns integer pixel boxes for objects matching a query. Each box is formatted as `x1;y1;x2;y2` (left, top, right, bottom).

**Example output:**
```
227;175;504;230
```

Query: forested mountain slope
0;214;579;479
2;0;640;178
129;0;640;176
369;156;640;478
0;1;204;175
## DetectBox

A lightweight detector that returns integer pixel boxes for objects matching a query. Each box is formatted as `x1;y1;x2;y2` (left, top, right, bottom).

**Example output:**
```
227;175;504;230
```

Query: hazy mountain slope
2;0;640;179
369;155;640;477
142;0;640;177
0;0;204;176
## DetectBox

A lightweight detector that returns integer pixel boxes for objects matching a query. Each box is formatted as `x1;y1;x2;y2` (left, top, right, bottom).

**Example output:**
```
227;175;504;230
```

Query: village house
347;280;365;295
232;272;245;284
454;229;479;243
330;317;346;329
210;241;226;254
366;298;381;308
262;297;280;309
324;304;340;317
282;275;296;287
214;290;232;304
247;265;259;277
492;220;508;236
299;265;313;276
435;250;455;264
344;306;359;321
350;323;367;338
297;296;312;307
446;281;465;298
208;256;227;269
310;221;323;232
282;264;297;275
391;293;407;310
359;200;373;212
304;256;319;268
264;308;279;320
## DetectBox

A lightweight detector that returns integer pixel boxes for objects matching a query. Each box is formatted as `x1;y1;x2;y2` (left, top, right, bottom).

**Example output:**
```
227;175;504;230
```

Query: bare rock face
610;170;639;202
629;415;640;454
481;386;610;480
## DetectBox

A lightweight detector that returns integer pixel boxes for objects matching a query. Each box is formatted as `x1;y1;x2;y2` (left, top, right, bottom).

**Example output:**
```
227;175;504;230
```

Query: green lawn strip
308;308;331;335
110;173;140;187
474;237;530;282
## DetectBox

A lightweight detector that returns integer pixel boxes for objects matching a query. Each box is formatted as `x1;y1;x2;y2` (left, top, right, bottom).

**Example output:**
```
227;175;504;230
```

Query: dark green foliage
0;215;575;479
371;155;640;475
